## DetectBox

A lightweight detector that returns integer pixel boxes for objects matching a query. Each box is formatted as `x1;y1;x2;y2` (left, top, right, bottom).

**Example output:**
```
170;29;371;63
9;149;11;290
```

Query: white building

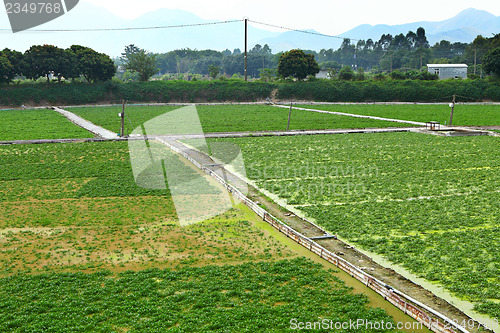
317;69;332;79
427;64;468;79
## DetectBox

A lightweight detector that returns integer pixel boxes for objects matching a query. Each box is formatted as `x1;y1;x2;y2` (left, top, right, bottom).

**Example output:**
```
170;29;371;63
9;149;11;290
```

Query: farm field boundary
14;107;421;146
0;128;418;146
157;136;469;333
0;137;120;145
53;107;118;139
272;104;500;137
272;104;429;126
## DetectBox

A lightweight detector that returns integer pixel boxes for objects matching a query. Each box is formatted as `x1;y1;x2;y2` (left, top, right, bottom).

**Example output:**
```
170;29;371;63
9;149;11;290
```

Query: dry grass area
0;205;296;276
0;196;177;228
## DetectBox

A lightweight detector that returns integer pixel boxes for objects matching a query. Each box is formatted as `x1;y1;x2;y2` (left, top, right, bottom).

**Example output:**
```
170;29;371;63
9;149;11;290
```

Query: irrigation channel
4;105;497;333
159;136;492;333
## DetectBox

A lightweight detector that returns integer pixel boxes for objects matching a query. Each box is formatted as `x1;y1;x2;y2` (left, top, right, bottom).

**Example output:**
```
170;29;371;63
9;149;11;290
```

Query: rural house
427;64;468;79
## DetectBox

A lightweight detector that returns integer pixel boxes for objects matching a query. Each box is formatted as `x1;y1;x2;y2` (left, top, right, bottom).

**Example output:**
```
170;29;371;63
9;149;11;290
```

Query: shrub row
1;79;499;106
112;80;276;103
0;83;109;106
277;80;500;102
0;80;276;106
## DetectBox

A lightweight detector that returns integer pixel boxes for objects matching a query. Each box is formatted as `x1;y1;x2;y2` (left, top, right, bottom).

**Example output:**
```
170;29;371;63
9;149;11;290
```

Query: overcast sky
83;0;500;35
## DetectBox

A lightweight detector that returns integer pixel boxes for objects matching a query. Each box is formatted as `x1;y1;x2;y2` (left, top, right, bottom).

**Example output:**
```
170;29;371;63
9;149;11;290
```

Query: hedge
0;80;276;106
1;79;499;106
277;79;500;102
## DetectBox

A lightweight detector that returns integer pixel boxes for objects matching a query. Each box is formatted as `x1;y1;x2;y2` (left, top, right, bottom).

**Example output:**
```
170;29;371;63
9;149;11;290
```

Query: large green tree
24;45;76;82
0;55;13;83
277;49;319;80
482;47;500;77
0;48;24;82
70;45;116;82
121;44;158;81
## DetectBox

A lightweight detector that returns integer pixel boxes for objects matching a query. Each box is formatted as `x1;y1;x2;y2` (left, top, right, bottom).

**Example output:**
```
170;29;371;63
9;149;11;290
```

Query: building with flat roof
427;64;468;79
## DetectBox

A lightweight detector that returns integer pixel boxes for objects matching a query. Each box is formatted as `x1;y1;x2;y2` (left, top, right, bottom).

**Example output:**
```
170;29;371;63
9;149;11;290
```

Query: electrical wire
0;19;243;32
248;19;359;42
1;16;357;42
0;15;487;58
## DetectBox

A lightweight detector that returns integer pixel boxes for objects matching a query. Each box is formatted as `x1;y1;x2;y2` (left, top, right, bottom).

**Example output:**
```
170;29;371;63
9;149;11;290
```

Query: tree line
0;45;115;84
117;28;500;80
115;44;279;81
1;28;499;84
318;29;500;76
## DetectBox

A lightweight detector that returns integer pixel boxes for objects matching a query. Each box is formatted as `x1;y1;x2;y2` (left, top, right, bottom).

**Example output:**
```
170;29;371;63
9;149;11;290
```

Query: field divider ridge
272;104;429;127
52;107;119;139
156;136;469;333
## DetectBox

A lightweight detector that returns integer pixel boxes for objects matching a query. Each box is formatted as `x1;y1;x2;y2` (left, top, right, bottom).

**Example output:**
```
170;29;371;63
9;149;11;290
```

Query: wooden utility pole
449;95;456;126
287;103;293;131
244;18;248;81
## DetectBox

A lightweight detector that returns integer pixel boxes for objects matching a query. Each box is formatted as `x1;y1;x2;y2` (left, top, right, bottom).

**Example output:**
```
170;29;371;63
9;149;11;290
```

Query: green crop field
68;104;415;135
213;133;500;320
8;103;497;331
296;104;500;126
0;258;397;333
0;137;407;332
0;108;93;141
0;141;289;271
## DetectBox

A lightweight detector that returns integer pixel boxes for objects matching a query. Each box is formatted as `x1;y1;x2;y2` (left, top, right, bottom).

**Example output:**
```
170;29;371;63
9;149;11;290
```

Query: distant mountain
0;3;279;56
258;8;500;52
337;8;500;47
257;29;343;52
1;5;498;56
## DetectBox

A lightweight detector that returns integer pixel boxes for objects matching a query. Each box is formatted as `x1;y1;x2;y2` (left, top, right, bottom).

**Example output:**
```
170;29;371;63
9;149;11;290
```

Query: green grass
0;108;93;141
214;133;500;320
296;104;500;126
68;104;415;135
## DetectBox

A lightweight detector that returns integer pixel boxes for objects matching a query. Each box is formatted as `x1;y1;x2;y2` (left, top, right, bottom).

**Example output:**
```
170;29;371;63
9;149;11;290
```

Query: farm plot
213;133;500;320
0;108;93;141
0;140;407;332
68;104;415;135
0;258;397;333
296;104;500;126
0;206;297;276
0;141;260;274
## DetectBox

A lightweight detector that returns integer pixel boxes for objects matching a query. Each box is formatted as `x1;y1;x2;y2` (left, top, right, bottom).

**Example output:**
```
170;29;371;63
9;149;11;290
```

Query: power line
1;16;360;42
0;19;242;32
248;19;359;42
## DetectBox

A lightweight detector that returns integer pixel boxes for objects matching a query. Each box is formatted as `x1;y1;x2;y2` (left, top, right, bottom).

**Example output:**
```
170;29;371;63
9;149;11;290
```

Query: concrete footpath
53;107;119;139
273;104;500;137
272;104;428;126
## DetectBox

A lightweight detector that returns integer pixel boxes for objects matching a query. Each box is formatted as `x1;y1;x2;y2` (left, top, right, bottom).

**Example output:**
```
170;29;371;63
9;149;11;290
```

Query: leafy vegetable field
0;141;175;206
0;108;93;141
0;258;397;333
68;104;414;135
296;104;500;126
214;133;500;320
0;139;407;332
